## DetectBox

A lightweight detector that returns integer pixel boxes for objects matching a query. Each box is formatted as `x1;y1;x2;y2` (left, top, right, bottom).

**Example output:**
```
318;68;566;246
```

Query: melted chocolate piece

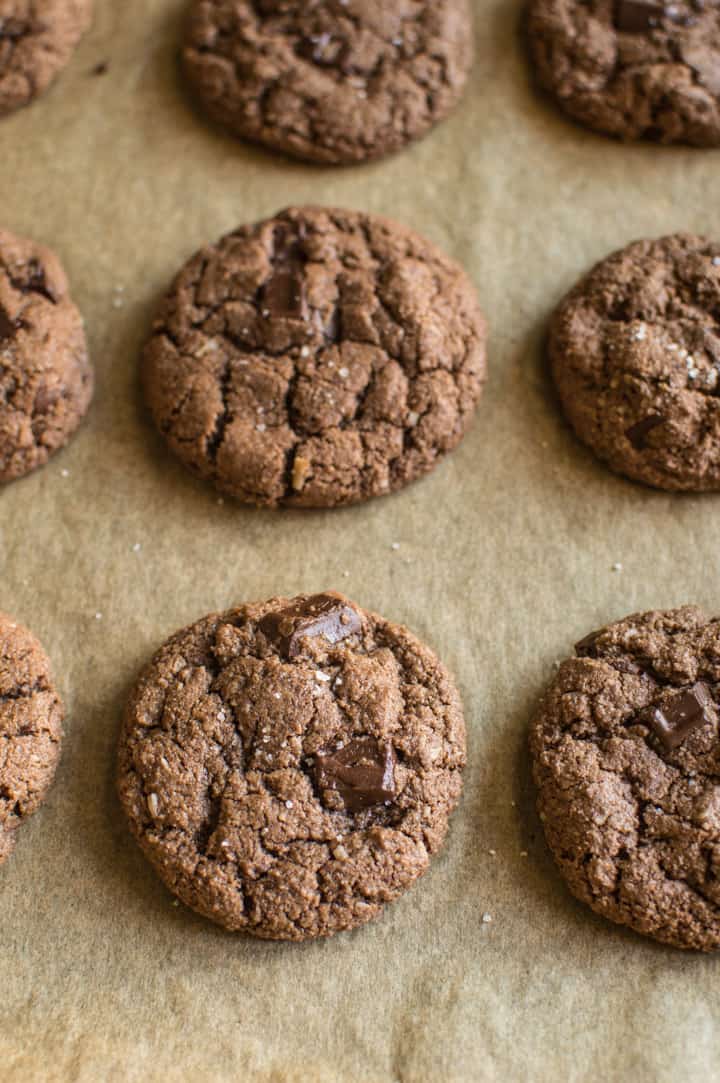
0;306;17;343
615;0;666;31
262;225;307;319
647;682;713;750
315;737;396;812
0;17;28;40
625;414;666;449
25;260;58;304
575;630;602;656
259;592;362;658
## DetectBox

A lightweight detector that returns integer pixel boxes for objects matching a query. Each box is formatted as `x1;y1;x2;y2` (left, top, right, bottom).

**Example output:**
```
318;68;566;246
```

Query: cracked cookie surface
142;206;486;508
182;0;473;164
549;233;720;490
0;0;93;116
0;612;64;865
0;229;93;481
117;592;466;940
531;606;720;951
527;0;720;145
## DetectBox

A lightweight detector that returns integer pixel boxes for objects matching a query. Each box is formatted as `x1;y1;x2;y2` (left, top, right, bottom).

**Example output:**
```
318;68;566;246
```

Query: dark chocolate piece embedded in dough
315;738;396;812
646;682;713;749
258;592;362;658
615;1;665;32
117;592;466;940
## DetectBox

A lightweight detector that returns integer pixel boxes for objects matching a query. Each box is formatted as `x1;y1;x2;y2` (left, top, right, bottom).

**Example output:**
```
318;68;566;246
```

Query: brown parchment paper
3;2;720;1080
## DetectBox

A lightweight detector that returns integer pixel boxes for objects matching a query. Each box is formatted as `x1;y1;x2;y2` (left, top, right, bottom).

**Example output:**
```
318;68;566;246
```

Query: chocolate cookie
548;233;720;490
117;592;466;940
142;206;486;508
527;0;720;146
182;0;474;164
530;606;720;951
0;230;93;481
0;612;64;865
0;1;93;117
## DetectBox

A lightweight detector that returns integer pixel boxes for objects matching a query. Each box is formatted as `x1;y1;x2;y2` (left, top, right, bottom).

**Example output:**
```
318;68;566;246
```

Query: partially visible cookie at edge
0;229;93;481
182;0;474;164
0;612;64;865
117;591;466;940
549;232;720;490
142;205;487;508
527;0;720;146
531;605;720;951
0;0;93;117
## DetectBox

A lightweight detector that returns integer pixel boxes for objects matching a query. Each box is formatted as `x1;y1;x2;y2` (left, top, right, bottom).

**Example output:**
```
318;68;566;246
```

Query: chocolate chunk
91;60;109;76
615;1;665;31
262;269;306;318
647;683;713;750
262;226;307;318
0;306;17;343
625;414;666;449
25;260;58;303
259;592;362;658
575;630;603;656
315;737;396;812
0;17;28;40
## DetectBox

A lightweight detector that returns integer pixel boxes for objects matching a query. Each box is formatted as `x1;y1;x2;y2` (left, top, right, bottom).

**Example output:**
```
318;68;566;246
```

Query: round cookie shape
182;0;474;164
142;206;487;508
117;592;466;940
531;606;720;951
527;0;720;146
0;612;64;865
549;233;720;491
0;0;93;117
0;230;93;481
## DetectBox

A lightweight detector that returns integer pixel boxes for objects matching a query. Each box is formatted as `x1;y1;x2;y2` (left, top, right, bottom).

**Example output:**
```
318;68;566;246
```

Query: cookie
0;1;93;117
117;592;466;940
548;233;720;490
142;206;486;508
182;0;474;164
527;0;720;146
0;612;64;865
0;230;93;481
530;605;720;951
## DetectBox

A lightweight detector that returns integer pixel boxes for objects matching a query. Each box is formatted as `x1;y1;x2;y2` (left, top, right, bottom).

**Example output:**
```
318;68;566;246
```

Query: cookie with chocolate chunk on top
117;592;466;940
0;229;93;481
0;1;93;117
142;206;486;508
531;606;720;951
549;233;720;490
527;0;720;146
0;612;64;865
182;0;474;164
